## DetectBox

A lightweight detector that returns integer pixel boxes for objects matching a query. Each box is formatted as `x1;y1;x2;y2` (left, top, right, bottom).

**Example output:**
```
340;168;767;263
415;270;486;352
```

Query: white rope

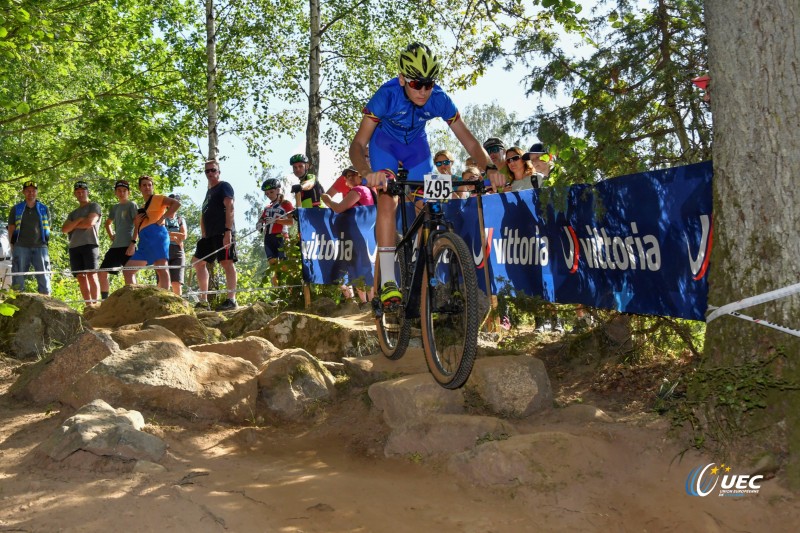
706;305;800;338
706;282;800;322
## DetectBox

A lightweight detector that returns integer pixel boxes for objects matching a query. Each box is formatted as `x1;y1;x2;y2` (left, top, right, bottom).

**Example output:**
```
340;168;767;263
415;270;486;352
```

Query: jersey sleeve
222;181;235;199
363;86;388;123
433;89;460;125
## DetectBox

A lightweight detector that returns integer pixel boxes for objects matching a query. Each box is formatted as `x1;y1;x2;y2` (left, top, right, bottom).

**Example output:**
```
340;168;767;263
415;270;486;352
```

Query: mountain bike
372;169;486;389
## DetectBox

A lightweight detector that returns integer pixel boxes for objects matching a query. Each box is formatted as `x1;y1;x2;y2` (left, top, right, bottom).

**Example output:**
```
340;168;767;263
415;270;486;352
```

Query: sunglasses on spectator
507;155;522;163
486;145;503;154
204;168;218;174
434;159;452;167
407;79;434;91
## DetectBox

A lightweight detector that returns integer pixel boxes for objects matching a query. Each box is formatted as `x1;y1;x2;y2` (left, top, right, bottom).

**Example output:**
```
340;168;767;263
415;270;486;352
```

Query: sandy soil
1;327;798;532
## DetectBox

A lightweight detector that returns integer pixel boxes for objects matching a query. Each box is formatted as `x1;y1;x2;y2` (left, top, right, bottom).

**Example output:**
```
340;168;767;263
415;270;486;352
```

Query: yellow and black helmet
398;42;441;82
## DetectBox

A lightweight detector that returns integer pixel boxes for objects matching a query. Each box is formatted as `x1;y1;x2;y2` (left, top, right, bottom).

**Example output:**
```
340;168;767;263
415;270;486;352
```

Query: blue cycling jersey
363;78;460;144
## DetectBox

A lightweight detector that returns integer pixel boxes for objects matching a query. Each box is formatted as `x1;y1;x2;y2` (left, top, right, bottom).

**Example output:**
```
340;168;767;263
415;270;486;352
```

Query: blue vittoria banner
298;161;713;320
299;205;377;286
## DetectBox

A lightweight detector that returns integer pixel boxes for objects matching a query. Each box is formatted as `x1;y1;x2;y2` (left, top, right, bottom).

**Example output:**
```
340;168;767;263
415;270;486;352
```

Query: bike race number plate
423;173;452;201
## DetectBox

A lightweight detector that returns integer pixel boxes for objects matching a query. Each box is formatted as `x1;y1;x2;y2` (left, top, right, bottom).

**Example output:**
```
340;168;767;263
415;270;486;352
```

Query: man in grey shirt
7;180;52;294
61;181;102;305
98;180;139;299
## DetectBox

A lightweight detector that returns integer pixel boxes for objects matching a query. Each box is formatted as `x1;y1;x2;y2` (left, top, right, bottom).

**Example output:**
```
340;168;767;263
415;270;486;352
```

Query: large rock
385;414;515;457
143;314;222;346
368;374;464;428
465;356;553;418
10;330;118;404
218;302;278;339
0;294;84;360
110;324;186;350
257;312;378;361
258;349;337;421
341;347;429;386
38;399;166;463
87;285;192;329
61;341;258;423
193;336;281;368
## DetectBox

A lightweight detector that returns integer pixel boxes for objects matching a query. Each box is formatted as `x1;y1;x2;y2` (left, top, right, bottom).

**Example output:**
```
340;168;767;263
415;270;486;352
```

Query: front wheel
420;232;479;389
373;242;412;360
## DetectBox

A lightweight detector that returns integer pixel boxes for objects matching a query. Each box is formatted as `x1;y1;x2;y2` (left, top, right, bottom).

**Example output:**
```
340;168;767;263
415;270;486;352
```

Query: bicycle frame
385;174;488;321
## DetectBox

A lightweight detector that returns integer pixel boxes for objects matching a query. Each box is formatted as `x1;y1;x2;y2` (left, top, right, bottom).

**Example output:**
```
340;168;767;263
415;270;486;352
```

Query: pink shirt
350;185;374;207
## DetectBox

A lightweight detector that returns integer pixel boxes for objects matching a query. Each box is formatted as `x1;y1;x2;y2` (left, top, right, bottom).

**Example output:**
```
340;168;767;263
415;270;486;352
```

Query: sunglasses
204;168;218;174
507;155;522;163
407;79;434;91
434;159;452;167
487;145;503;154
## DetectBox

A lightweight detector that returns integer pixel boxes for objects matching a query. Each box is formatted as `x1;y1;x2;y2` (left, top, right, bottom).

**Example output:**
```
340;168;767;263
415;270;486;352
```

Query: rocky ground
0;308;799;532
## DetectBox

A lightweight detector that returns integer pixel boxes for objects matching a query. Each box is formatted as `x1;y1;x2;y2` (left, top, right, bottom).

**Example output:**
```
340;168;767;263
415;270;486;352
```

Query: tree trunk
306;0;321;176
206;0;219;160
704;0;800;486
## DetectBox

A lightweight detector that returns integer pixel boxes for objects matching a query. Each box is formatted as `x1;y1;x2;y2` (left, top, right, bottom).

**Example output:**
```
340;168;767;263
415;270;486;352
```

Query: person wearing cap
321;168;375;213
7;180;52;295
257;179;294;287
522;142;553;189
192;159;238;311
97;180;139;299
164;194;188;296
125;175;181;291
288;154;325;208
482;137;513;191
61;181;102;304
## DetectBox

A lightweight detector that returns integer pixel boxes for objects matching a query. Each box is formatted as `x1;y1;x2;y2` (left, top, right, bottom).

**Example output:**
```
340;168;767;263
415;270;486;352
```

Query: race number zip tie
706;305;800;338
706;282;800;323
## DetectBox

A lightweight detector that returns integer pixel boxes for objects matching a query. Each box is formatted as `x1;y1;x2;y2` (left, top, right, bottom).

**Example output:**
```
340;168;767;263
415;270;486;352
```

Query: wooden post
295;190;312;309
476;191;499;332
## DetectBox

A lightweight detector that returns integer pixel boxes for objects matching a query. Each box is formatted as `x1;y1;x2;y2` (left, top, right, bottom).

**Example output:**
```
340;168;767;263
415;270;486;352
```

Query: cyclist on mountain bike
349;42;501;307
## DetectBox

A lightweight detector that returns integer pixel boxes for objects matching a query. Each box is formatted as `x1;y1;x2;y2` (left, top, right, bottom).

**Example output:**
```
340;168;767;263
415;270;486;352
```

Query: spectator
433;149;469;200
98;180;138;299
321;167;376;303
124;175;180;290
483;137;512;191
164;193;188;296
327;147;372;198
456;165;482;199
289;154;325;208
192;159;238;311
505;146;537;191
522;143;553;188
257;178;294;287
7;180;52;295
61;181;102;304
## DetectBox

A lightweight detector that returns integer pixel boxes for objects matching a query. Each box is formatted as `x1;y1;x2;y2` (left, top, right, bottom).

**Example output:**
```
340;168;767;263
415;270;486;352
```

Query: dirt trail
1;323;798;532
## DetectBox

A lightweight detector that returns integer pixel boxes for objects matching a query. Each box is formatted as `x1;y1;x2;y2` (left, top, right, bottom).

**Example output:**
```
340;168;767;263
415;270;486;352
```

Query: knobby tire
420;232;479;389
374;242;412;360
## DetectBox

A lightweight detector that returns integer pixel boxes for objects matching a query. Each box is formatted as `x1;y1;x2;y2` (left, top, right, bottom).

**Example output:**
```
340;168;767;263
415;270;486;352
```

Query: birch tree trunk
704;0;800;487
306;0;321;176
206;0;219;160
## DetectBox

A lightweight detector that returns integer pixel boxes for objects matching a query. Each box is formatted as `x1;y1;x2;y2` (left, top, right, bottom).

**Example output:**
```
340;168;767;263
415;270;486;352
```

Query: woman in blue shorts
124;175;181;290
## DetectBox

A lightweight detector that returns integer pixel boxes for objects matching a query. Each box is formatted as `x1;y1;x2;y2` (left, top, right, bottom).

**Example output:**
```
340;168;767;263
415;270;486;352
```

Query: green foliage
488;0;710;184
667;353;800;454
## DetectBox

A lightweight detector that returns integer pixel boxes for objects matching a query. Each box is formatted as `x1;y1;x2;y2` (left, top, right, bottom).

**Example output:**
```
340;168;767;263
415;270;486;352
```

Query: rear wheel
374;242;412;360
420;232;479;389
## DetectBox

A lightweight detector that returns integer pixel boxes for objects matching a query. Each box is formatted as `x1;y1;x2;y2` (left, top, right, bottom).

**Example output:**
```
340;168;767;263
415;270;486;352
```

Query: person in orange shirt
124;175;180;290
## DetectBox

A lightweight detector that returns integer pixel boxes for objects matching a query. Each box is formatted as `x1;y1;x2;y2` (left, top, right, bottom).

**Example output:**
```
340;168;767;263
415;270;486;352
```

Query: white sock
379;248;396;285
